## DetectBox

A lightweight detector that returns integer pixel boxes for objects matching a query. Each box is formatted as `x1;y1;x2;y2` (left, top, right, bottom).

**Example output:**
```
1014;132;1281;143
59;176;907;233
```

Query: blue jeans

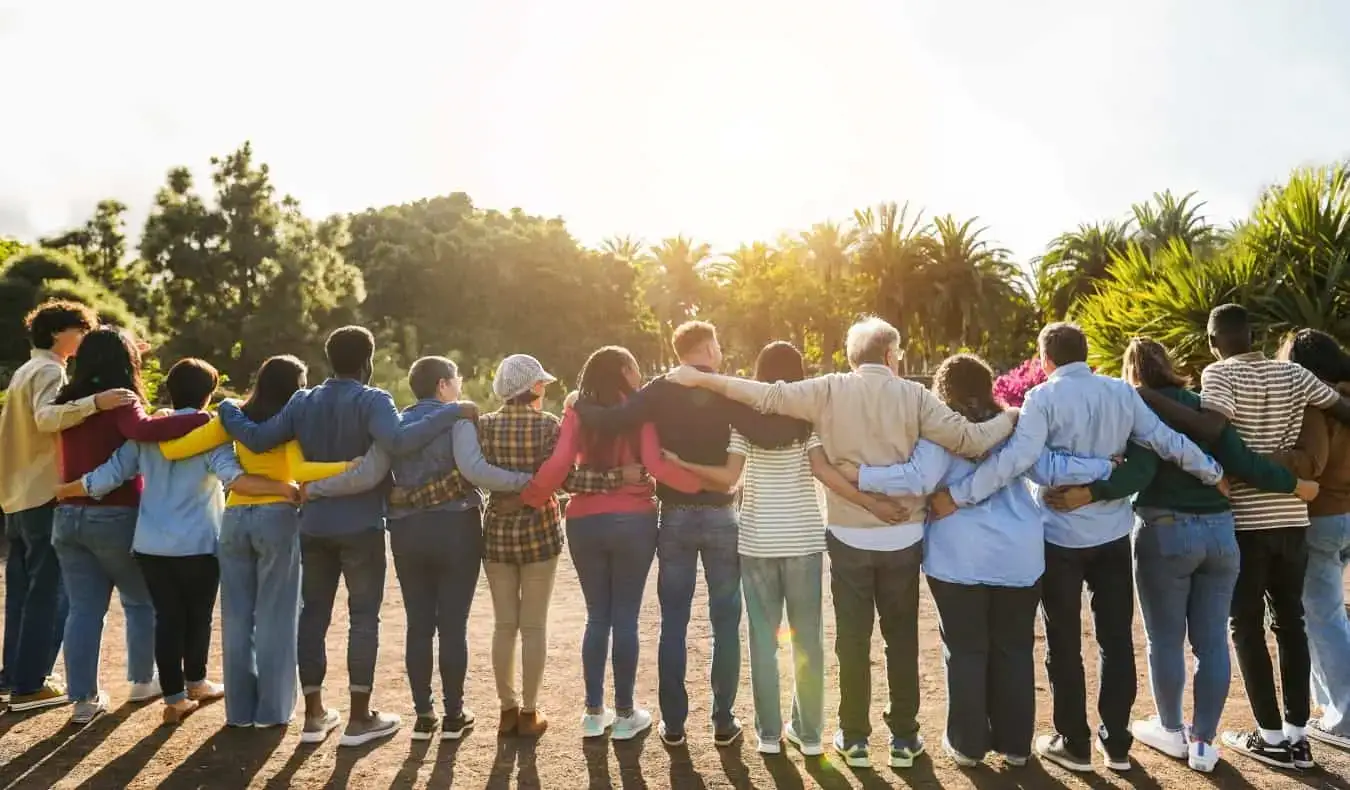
219;504;301;726
2;505;68;694
1133;508;1240;743
51;505;156;702
297;529;387;695
657;505;741;734
567;510;658;711
741;553;824;745
1305;513;1350;735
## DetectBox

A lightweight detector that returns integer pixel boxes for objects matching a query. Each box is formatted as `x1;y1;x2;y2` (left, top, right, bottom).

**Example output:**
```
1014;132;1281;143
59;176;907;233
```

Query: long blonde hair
1121;338;1189;389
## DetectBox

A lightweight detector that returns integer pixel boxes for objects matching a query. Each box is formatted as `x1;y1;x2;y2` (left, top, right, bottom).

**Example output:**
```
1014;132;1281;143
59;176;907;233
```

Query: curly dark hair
933;353;1002;422
1279;329;1350;383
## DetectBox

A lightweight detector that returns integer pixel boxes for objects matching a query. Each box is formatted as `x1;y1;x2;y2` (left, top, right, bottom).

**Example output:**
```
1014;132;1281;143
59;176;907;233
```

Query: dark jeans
568;510;659;711
135;553;220;703
389;509;482;717
827;533;922;742
1041;536;1137;757
3;505;68;695
928;577;1040;759
298;529;387;694
657;505;741;733
1231;527;1310;730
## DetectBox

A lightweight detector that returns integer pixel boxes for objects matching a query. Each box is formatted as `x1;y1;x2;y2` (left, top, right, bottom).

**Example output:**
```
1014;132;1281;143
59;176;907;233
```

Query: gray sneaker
340;711;402;747
71;690;110;724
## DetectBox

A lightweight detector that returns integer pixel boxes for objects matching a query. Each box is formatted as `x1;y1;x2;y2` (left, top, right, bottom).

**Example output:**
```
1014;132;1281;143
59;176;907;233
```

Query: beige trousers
483;556;559;712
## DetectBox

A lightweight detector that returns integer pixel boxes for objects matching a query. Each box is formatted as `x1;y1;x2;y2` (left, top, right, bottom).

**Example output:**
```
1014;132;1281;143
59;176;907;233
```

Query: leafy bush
993;357;1046;406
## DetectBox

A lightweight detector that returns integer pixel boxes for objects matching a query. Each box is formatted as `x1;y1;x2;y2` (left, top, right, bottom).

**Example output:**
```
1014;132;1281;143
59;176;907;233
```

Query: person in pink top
520;346;705;741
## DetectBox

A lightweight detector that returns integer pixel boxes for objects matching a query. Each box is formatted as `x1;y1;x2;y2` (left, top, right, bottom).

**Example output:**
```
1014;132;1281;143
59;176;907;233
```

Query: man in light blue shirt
929;323;1224;774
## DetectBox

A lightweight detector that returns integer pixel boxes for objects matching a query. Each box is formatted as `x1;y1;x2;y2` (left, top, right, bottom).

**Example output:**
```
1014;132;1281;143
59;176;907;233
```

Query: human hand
454;400;480;422
93;388;138;411
836;461;859;483
347;456;364;472
286;483;304;504
928;490;958;520
1111;455;1126;469
1216;476;1231;498
1295;479;1320;502
865;496;909;524
666;365;705;388
1044;485;1093;512
153;408;174;418
55;480;84;500
661;449;682;464
563;390;579;410
1004;407;1021;425
621;465;645;485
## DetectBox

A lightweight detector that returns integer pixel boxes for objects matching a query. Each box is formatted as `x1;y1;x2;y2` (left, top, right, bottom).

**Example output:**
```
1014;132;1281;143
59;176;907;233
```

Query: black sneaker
1096;724;1132;771
714;718;744;748
1289;738;1316;770
1221;730;1295;769
1035;733;1092;772
443;707;476;741
411;715;440;742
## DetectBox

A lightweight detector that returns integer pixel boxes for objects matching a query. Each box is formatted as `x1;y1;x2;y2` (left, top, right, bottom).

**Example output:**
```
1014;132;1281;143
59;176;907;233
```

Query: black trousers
1041;536;1137;757
135;553;220;700
827;534;922;742
1231;527;1310;730
929;577;1041;759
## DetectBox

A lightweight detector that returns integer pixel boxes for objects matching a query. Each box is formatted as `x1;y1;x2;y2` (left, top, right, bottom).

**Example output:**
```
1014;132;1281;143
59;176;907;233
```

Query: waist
657;486;734;507
565;490;658;519
228;490;294;507
300;495;385;535
1043;502;1134;549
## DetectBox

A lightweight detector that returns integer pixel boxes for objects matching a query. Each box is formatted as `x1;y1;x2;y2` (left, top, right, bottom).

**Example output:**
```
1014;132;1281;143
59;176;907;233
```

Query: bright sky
3;0;1349;264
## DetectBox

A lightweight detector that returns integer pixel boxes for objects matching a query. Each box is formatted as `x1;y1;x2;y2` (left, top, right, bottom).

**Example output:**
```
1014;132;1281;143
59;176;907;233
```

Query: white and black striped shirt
728;430;827;557
1200;353;1340;530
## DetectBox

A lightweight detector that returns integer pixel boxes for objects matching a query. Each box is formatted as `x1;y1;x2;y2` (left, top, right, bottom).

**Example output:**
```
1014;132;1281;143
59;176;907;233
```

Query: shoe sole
1095;738;1132;771
612;722;651;742
1229;748;1295;771
411;731;435;742
890;751;924;769
9;696;69;712
340;724;401;747
1307;727;1350;751
838;754;871;769
714;732;743;748
300;718;342;744
71;708;107;725
785;735;824;757
1037;746;1093;773
1294;759;1316;770
442;723;474;741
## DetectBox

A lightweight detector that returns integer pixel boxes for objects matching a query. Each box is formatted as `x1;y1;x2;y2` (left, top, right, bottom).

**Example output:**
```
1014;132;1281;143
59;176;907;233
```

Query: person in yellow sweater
158;355;356;728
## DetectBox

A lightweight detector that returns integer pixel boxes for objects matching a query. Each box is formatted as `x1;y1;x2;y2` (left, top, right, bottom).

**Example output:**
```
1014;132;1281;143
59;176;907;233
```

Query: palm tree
801;220;860;370
645;235;711;367
1033;220;1133;319
1131;190;1220;258
601;235;646;264
852;202;932;370
922;215;1022;365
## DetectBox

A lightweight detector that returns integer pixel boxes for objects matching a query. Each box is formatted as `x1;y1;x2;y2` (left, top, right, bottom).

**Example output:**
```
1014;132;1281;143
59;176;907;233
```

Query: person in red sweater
521;346;705;741
51;328;209;724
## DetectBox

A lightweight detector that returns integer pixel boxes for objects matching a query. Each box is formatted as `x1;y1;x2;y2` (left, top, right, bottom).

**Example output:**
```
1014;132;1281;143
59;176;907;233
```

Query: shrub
993;357;1046;407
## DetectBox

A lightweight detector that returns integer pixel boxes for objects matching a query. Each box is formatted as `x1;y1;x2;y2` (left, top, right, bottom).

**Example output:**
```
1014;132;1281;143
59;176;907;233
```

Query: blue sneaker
833;731;871;769
890;734;926;768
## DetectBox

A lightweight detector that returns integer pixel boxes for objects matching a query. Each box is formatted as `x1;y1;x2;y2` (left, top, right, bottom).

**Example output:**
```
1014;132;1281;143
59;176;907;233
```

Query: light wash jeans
51;505;156;702
219;504;301;726
741;553;824;746
1305;513;1350;735
1133;508;1241;744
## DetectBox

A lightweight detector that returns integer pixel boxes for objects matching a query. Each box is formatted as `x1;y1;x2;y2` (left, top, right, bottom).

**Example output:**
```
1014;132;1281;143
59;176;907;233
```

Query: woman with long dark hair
1280;329;1350;751
52;328;209;723
158;354;356;729
520;346;704;740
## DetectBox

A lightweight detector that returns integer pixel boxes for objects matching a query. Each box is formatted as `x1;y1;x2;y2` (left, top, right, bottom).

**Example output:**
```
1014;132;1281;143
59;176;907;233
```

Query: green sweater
1089;387;1296;513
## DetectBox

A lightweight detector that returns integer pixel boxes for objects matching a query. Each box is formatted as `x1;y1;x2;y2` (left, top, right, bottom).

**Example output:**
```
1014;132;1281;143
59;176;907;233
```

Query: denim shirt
305;402;532;520
860;439;1113;586
218;379;462;536
83;409;244;556
947;362;1224;549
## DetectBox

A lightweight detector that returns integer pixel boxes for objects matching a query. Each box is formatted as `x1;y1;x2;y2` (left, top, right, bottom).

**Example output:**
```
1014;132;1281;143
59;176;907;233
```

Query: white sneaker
611;709;652;741
581;708;617;739
71;690;109;724
1131;717;1188;759
784;721;824;757
129;677;162;703
300;708;343;744
1189;739;1219;773
943;736;980;767
757;734;783;755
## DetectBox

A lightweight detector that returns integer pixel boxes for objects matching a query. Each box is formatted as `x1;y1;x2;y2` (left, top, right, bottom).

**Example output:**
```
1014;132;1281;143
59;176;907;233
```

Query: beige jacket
0;350;99;514
723;364;1015;528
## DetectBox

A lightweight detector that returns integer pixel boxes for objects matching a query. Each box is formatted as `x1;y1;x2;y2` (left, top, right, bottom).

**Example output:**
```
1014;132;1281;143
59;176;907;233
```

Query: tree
852;202;931;369
801;221;860;370
1131;190;1221;259
40;199;129;286
1032;220;1133;320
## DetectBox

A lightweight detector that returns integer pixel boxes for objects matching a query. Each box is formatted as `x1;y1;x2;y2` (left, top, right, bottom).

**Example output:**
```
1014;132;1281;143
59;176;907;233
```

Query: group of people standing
1;299;1349;781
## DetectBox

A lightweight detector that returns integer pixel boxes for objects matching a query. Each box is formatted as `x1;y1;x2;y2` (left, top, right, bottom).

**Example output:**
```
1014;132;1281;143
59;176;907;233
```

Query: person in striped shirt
1143;304;1350;771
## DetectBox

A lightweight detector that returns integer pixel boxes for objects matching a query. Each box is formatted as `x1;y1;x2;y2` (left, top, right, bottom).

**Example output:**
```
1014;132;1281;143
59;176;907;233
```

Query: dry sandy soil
1;537;1349;789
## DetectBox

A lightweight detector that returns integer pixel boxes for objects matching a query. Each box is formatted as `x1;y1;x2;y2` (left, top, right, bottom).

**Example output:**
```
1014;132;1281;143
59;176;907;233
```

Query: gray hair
845;316;901;368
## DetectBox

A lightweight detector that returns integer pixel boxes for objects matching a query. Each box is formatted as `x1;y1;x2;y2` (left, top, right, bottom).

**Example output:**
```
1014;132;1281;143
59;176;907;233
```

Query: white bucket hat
493;354;556;401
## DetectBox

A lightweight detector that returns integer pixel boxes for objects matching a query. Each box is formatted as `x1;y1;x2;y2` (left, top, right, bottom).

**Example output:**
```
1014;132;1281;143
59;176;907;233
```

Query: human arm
304;445;392;500
667;365;830;423
364;390;470;456
570;382;659;435
1025;449;1116;488
204;443;298;500
217;398;297;454
29;365;134;433
917;388;1018;459
1265;407;1328;483
78;441;142;499
811;444;913;523
159;416;230;460
1137;386;1227;444
857;440;953;497
519;410;584;507
663;429;747;492
452;421;533;492
1127;390;1223;485
114;403;210;442
944;394;1051;507
283;440;355;483
561;466;633;494
638;423;705;493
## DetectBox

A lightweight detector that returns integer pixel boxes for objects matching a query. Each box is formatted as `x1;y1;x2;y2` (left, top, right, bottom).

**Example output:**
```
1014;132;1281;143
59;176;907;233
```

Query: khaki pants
484;557;559;712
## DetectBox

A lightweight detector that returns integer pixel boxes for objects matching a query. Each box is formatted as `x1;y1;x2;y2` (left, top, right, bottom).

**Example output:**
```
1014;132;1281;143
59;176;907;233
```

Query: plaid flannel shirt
389;461;627;511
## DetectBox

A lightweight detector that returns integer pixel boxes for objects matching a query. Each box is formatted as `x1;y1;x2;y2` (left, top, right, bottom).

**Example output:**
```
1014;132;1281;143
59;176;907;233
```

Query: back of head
845;316;900;369
577;346;640;466
753;341;806;383
1207;303;1251;354
1038;322;1089;368
243;355;308;423
1121;337;1189;390
325;325;375;380
1280;329;1350;383
25;300;97;350
55;327;144;405
409;356;458;401
165;358;220;411
933;353;1002;422
672;321;717;364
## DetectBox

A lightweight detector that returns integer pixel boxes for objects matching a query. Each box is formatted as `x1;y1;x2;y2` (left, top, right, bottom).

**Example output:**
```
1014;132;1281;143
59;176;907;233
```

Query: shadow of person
612;730;651;789
716;741;754;789
800;755;865;790
423;737;465;789
261;740;321;790
485;735;540;789
666;745;707;790
157;724;286;789
71;713;173;790
326;732;401;789
583;735;611;789
760;754;806;790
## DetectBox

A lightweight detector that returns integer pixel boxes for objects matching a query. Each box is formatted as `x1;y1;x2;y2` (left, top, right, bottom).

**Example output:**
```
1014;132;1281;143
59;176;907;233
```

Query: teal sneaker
833;731;871;769
890;734;926;768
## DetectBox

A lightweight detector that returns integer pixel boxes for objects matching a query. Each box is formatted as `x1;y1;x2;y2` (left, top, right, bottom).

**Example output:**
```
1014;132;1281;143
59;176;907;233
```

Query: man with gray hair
667;316;1018;769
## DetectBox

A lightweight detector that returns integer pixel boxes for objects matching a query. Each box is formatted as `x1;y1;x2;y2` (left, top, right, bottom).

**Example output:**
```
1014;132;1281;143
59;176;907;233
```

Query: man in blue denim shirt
218;327;472;747
930;323;1223;773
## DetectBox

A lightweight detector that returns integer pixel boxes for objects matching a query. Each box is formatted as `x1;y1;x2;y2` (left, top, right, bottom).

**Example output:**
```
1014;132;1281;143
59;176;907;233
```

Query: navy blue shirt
218;378;462;536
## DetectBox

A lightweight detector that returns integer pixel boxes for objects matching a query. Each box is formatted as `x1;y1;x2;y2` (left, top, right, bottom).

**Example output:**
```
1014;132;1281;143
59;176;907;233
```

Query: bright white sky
2;0;1349;264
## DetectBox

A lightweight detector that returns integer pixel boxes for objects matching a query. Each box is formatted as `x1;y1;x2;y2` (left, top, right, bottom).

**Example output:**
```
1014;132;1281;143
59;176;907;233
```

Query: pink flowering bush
993;357;1046;407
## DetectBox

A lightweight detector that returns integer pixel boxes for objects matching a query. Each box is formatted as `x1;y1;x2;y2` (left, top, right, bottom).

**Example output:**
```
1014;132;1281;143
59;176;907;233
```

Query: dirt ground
2;537;1350;790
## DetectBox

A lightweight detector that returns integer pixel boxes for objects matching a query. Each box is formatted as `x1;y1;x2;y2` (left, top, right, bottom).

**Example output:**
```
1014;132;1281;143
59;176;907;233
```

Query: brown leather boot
498;707;519;736
517;710;549;738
